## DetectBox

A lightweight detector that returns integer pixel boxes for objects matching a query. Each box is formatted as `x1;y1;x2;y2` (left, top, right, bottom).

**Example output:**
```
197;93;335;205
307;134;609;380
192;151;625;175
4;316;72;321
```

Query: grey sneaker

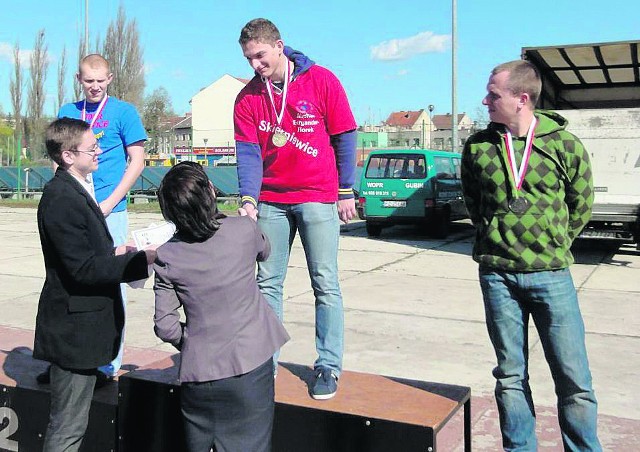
312;368;338;400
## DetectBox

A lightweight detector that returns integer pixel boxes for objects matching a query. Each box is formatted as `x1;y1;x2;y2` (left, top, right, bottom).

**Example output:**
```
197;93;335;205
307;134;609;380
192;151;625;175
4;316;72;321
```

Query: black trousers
43;364;97;452
181;359;275;452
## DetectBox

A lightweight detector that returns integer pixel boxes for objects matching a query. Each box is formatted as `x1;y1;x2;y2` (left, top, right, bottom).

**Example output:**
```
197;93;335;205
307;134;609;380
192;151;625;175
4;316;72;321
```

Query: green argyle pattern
461;111;593;271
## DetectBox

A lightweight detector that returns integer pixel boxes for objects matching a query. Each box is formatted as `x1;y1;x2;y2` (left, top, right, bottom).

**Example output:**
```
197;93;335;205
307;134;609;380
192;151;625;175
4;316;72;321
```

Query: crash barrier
0;166;365;198
0;166;241;197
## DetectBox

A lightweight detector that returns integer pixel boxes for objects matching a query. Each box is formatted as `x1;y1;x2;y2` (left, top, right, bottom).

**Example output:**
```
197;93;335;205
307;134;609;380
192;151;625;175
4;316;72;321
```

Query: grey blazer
153;215;289;383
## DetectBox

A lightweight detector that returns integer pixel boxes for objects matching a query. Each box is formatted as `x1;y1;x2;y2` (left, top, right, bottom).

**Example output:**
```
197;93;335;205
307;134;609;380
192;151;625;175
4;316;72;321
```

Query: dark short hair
158;161;225;242
239;18;281;46
45;118;91;166
492;60;542;106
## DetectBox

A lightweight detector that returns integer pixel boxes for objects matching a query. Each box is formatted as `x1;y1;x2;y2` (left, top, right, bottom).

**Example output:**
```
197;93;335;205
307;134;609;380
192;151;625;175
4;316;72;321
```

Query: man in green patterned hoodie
461;60;602;451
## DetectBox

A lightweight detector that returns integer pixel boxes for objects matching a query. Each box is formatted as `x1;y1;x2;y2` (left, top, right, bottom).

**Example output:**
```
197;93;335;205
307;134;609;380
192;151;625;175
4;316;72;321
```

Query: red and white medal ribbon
264;59;290;133
81;95;108;189
81;95;109;129
504;116;537;191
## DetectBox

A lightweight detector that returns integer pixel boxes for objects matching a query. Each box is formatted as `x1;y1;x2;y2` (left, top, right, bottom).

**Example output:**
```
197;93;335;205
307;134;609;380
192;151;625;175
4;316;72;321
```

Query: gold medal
272;132;287;147
265;59;291;149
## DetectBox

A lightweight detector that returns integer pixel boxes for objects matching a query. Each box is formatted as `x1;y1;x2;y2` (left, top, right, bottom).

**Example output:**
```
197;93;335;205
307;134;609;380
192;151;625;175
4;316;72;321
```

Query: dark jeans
43;364;97;452
181;359;274;452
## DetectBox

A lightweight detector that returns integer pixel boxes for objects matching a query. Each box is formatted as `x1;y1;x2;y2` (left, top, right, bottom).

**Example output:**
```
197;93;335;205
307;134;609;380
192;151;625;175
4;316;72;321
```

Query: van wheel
366;222;383;237
430;210;450;239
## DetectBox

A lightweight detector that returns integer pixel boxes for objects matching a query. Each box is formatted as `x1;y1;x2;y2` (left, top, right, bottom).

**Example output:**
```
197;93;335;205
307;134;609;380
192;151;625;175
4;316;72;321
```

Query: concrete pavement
0;206;638;450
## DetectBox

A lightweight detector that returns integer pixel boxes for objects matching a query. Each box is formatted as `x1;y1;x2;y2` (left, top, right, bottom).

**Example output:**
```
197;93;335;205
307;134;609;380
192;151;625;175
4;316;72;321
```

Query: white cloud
144;61;159;75
383;69;411;80
171;69;187;80
0;42;33;66
370;31;450;61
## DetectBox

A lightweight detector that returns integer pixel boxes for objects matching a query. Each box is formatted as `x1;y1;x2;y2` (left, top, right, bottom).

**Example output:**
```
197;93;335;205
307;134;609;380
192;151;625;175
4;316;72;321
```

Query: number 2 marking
0;407;19;451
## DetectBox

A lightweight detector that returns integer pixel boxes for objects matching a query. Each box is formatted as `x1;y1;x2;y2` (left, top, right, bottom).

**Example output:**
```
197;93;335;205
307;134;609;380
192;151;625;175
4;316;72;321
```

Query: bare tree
26;29;49;160
56;46;67;113
102;5;145;110
73;35;87;101
9;41;24;147
473;106;490;130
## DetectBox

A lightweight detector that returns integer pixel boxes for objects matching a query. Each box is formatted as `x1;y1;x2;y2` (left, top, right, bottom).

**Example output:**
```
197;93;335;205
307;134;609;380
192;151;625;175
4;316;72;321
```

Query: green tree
0;124;13;166
143;87;175;154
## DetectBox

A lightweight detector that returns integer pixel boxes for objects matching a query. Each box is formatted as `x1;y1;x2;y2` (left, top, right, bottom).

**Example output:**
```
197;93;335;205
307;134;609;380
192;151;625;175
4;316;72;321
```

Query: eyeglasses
74;143;100;156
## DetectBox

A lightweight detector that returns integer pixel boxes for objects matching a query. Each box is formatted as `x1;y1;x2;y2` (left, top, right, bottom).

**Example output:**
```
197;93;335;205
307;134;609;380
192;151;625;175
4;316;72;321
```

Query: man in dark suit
33;118;155;451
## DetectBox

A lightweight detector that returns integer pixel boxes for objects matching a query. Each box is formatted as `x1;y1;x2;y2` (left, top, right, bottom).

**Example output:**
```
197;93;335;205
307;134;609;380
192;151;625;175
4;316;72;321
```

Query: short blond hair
78;54;110;74
492;60;542;106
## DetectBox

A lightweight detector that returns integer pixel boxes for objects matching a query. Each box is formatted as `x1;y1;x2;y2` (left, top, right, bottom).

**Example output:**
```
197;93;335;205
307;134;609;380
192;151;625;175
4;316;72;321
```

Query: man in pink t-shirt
234;18;357;400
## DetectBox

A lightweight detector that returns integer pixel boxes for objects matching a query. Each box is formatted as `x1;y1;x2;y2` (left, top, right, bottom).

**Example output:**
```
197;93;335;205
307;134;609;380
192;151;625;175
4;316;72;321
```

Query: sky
1;0;639;126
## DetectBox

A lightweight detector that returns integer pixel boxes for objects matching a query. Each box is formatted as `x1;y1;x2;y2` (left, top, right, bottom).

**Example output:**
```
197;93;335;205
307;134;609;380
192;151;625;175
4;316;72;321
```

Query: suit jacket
153;215;290;383
33;168;148;370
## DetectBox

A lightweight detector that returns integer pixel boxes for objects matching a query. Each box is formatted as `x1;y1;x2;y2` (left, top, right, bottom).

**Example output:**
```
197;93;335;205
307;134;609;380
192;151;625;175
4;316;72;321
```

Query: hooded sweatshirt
461;110;593;271
234;46;357;206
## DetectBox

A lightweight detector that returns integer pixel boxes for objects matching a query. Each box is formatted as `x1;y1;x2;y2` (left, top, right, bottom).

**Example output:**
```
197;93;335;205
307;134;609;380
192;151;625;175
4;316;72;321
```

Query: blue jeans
479;268;601;452
257;202;344;376
99;209;128;377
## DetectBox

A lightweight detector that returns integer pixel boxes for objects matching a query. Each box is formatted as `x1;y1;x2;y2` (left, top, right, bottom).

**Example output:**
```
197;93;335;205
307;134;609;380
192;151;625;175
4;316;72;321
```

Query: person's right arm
42;192;148;284
460;140;483;228
236;141;262;220
234;91;262;221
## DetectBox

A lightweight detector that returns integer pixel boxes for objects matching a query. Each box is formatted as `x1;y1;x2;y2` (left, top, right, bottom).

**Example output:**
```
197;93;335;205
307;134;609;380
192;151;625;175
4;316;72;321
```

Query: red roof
233;76;251;85
432;113;466;130
385;110;424;127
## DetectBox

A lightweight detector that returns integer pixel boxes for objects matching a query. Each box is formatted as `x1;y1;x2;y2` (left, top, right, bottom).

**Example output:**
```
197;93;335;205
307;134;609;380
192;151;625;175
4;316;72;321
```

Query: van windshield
365;154;426;179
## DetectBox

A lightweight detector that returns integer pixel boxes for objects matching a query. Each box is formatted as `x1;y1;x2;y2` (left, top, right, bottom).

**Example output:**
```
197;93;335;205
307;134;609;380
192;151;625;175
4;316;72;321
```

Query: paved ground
0;206;638;450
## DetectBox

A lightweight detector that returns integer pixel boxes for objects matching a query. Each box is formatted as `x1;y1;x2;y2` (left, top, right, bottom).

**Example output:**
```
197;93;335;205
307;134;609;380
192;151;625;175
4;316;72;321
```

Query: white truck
523;41;640;246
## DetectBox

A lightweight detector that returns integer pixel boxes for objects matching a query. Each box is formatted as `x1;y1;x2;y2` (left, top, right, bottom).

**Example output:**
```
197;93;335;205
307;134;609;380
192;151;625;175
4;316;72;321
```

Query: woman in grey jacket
153;161;289;452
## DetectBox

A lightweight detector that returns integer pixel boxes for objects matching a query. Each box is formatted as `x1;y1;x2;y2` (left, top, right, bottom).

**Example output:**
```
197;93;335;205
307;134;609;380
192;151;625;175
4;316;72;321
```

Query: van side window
434;156;454;179
452;158;461;179
365;154;426;179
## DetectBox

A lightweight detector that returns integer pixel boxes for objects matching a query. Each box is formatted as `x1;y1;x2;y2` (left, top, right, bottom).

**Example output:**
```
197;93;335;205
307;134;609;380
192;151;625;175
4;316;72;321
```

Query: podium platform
0;326;172;452
273;363;471;451
117;358;471;451
0;343;118;452
1;325;471;451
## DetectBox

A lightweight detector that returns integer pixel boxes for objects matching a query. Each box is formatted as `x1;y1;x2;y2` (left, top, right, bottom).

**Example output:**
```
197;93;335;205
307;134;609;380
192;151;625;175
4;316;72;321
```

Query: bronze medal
272;132;287;147
508;197;529;214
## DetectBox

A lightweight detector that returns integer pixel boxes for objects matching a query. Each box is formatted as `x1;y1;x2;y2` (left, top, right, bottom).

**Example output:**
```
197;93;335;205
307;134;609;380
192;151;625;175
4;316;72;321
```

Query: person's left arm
324;69;358;223
100;141;145;216
153;256;184;350
100;103;147;216
331;130;357;223
562;135;594;241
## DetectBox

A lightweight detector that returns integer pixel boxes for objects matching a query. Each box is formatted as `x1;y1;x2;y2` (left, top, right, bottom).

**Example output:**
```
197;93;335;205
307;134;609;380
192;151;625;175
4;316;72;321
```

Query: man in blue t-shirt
39;53;147;385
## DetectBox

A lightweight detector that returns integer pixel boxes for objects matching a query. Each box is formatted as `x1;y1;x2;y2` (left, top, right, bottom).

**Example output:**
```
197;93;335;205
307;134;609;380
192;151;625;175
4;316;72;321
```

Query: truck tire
366;222;383;237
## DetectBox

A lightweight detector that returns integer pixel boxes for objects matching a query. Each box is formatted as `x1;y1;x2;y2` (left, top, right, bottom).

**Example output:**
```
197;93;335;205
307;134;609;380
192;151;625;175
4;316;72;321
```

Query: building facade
190;74;248;155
